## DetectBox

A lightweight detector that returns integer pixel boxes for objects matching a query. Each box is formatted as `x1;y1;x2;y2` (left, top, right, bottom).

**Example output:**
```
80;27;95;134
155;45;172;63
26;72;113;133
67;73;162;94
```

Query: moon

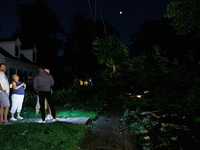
120;11;122;14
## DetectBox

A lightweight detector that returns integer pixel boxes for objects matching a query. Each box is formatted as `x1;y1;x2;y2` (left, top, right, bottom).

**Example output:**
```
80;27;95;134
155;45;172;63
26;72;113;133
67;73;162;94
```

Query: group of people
0;63;57;124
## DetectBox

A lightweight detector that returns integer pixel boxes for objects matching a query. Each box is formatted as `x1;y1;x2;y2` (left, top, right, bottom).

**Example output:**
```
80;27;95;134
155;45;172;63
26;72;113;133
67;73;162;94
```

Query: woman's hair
11;74;17;81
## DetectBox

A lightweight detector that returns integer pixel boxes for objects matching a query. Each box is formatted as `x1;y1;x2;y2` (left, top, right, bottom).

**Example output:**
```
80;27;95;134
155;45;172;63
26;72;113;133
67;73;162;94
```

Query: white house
0;37;38;84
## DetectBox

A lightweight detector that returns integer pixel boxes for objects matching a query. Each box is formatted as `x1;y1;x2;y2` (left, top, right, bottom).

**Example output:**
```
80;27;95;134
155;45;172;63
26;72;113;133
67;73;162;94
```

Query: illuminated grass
3;100;103;150
18;101;102;120
0;122;88;150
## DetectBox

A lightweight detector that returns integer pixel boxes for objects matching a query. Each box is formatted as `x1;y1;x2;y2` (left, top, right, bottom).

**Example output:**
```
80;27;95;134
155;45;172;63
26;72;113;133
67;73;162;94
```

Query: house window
33;52;36;62
15;46;19;57
29;72;33;81
22;71;28;83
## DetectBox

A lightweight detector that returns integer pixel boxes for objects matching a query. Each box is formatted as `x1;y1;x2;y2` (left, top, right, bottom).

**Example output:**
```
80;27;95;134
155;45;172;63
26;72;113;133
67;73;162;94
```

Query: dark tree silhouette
129;18;176;57
13;0;64;65
63;11;120;81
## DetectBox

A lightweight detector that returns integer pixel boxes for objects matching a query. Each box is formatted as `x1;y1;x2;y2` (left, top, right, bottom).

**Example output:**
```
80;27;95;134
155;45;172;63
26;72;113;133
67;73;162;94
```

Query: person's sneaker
38;120;46;123
49;115;53;120
10;117;17;121
17;116;24;120
52;119;58;122
45;114;53;120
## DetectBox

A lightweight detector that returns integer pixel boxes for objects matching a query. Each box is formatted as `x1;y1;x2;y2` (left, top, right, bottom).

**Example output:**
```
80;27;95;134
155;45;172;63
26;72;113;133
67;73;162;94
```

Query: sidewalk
78;106;137;150
5;117;90;124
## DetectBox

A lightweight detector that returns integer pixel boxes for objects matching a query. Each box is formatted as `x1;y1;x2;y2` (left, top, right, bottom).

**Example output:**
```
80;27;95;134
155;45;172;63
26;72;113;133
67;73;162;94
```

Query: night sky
0;0;171;46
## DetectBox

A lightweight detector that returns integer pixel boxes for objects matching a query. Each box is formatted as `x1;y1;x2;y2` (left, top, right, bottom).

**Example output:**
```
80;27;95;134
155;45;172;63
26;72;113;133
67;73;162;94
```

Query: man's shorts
0;92;10;107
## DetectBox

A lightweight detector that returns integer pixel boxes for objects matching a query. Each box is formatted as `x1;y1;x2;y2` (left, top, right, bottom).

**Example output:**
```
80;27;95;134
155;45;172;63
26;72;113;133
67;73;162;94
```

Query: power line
88;0;94;20
88;0;98;39
98;0;107;37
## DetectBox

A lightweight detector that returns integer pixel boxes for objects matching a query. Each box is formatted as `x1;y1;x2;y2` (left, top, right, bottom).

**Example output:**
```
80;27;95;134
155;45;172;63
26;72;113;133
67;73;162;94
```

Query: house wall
4;58;38;84
0;41;16;56
20;49;33;62
0;38;38;85
0;53;5;62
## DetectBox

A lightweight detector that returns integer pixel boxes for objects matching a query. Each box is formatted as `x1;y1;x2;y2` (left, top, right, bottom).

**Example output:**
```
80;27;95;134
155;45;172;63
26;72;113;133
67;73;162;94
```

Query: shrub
23;90;37;107
52;87;79;105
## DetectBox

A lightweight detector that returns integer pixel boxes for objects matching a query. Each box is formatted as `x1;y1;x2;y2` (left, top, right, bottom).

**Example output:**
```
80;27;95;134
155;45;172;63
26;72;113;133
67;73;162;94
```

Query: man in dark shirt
33;65;57;123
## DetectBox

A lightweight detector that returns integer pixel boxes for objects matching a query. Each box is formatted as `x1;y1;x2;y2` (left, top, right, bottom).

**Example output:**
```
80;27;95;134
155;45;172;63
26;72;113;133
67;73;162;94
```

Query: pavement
4;117;90;124
78;106;137;150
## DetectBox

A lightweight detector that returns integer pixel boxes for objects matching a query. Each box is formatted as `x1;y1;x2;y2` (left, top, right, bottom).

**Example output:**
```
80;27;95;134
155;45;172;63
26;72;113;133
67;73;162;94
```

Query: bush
23;91;37;107
52;86;79;105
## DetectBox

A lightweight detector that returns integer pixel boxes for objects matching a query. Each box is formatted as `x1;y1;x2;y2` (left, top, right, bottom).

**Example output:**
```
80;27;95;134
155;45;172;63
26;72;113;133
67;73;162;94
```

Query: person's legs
0;92;10;123
45;99;48;113
4;106;10;123
48;104;52;116
17;95;24;118
39;91;46;121
11;94;18;118
46;92;55;119
0;93;4;122
35;98;40;114
11;113;14;118
0;106;4;122
45;99;52;116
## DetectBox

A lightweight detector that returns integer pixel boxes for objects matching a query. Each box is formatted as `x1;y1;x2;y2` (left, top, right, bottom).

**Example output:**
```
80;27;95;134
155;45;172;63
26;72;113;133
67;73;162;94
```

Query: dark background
0;0;171;47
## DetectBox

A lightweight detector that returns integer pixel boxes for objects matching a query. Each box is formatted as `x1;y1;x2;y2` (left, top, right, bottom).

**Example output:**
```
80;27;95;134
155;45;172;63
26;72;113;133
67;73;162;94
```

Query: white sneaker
17;116;24;120
52;119;58;122
10;117;17;121
45;114;53;120
38;120;46;123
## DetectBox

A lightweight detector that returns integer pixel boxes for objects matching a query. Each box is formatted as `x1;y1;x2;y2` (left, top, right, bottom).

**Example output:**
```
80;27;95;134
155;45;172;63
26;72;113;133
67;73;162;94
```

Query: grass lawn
0;122;88;150
18;104;100;119
0;101;103;150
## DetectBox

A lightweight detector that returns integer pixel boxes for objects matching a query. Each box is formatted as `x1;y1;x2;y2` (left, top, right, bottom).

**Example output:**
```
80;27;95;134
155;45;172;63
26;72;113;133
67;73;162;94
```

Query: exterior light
80;80;83;85
84;81;88;86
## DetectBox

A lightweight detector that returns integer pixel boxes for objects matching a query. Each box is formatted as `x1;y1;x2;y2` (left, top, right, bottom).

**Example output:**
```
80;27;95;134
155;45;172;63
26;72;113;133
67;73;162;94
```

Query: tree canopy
13;0;64;65
93;35;128;68
129;18;176;57
165;0;200;36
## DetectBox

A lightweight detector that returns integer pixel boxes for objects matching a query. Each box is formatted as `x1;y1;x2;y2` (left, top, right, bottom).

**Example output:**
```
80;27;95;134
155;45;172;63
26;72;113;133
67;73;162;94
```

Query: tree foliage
130;45;200;113
128;13;200;115
93;35;128;68
91;35;129;103
165;0;200;36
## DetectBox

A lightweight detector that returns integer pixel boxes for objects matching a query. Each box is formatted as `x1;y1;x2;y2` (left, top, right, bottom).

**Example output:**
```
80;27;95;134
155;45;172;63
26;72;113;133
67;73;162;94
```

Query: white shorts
11;94;24;113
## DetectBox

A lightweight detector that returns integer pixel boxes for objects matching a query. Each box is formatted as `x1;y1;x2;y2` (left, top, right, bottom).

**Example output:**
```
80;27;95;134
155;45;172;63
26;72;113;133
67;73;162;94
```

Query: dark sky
0;0;171;46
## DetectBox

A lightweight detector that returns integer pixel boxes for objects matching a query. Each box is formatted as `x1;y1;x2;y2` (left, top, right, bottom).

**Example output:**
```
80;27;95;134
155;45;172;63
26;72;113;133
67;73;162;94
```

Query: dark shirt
33;71;54;93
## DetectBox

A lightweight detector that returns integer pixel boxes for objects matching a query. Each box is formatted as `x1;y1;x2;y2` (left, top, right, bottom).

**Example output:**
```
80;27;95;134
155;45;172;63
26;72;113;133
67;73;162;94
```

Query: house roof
0;38;36;50
0;37;22;46
0;47;15;58
0;47;36;64
0;38;18;42
0;37;18;42
20;46;37;52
